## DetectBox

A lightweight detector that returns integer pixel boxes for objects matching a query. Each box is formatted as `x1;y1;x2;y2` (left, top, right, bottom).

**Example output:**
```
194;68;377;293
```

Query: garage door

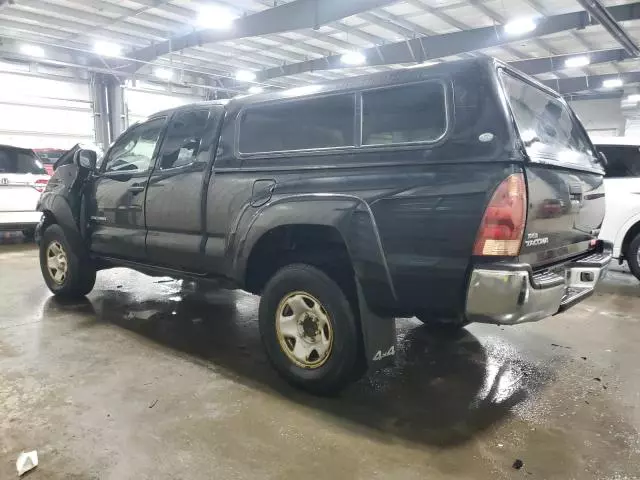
0;68;94;150
124;86;204;126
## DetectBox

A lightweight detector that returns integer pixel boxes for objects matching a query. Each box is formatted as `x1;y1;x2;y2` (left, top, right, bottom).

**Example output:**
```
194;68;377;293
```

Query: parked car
0;144;49;238
36;58;611;394
591;136;640;279
33;148;67;175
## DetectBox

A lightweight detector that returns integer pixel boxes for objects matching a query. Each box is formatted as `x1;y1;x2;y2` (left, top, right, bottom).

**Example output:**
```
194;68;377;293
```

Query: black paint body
38;58;605;324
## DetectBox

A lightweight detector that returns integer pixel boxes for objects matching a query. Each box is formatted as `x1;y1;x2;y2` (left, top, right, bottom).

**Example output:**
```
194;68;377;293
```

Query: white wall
0;64;94;149
124;83;204;126
569;98;625;137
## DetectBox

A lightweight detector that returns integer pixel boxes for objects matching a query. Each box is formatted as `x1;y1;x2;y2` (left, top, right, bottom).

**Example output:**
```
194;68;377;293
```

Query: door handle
128;183;146;193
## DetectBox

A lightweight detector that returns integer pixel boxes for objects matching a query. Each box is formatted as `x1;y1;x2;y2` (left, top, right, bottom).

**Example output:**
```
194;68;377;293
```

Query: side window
103;118;165;173
362;82;447;145
239;94;355;154
598;145;640;178
159;110;210;170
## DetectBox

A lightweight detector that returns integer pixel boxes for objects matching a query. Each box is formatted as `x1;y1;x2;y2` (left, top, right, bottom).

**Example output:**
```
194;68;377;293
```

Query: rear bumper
465;244;612;325
0;211;42;231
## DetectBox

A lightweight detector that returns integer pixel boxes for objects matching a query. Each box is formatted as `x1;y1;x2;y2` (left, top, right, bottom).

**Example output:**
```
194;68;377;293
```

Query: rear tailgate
499;70;605;267
0;146;49;212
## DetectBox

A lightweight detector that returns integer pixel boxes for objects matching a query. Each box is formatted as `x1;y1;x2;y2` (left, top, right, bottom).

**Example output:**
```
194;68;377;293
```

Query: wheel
258;263;362;395
22;227;35;241
39;224;96;298
627;233;640;281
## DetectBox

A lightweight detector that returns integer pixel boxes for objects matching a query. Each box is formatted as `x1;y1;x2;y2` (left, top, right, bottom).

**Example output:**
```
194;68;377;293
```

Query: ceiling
2;0;640;99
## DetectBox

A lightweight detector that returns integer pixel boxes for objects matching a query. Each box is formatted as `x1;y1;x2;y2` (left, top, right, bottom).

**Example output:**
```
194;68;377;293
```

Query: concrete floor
1;241;639;479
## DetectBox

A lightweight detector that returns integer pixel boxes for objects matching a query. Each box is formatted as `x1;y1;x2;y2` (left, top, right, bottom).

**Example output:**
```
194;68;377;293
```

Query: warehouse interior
1;0;640;478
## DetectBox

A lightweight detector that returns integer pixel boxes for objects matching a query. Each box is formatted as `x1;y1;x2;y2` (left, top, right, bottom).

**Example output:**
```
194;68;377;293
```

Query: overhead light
154;68;174;80
341;51;366;66
235;70;256;82
284;84;322;97
504;18;537;36
94;41;122;57
197;5;237;30
564;56;591;68
248;86;264;94
20;44;45;58
603;78;624;89
404;61;437;69
627;94;640;102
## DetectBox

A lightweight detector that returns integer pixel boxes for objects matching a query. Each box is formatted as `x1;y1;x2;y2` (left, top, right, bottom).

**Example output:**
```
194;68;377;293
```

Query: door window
597;145;640;178
159;110;210;169
104;118;165;173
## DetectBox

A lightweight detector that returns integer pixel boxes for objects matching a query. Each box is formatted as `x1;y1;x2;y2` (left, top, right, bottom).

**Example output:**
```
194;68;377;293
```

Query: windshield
0;147;46;174
500;71;600;171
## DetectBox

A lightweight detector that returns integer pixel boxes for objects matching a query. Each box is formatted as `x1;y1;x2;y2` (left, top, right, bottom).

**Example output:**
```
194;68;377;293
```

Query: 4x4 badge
0;177;8;186
373;346;395;361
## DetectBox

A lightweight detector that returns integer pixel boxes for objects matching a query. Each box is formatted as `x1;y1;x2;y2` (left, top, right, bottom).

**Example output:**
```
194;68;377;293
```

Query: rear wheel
258;263;362;395
626;233;640;281
39;224;96;298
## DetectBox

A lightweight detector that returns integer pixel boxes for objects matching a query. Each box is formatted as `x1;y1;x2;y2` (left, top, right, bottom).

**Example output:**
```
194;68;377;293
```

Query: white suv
0;145;49;237
592;137;640;280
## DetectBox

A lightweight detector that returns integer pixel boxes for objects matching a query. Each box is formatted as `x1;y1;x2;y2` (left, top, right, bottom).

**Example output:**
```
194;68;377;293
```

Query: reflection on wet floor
39;270;556;448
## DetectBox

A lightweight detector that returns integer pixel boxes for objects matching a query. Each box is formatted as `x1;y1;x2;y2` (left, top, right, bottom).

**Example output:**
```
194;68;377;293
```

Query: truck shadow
43;285;552;448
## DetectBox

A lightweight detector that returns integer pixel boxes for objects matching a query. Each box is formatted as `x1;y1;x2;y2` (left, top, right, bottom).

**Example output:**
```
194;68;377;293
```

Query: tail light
473;173;527;256
34;178;49;193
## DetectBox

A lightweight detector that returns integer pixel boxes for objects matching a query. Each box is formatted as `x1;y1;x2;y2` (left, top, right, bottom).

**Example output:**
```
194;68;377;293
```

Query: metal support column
90;73;111;152
107;80;126;139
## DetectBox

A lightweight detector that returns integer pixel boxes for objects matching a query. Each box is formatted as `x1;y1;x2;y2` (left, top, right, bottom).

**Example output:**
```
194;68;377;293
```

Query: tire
39;224;96;299
627;233;640;281
259;263;362;395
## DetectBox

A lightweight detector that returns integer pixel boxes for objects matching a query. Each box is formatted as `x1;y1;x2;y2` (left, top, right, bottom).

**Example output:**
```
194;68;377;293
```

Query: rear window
500;71;599;170
0;148;46;174
239;94;355;154
597;144;640;178
362;82;447;145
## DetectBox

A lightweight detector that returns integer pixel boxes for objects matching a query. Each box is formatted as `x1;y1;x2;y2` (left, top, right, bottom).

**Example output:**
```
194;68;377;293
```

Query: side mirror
598;151;608;167
74;149;97;170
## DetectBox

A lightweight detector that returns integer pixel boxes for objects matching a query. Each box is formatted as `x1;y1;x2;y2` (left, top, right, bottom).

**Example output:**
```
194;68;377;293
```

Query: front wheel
627;233;640;281
258;264;363;395
39;224;96;299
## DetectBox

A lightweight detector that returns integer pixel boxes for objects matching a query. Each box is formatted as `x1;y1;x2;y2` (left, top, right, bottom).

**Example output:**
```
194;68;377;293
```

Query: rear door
500;71;605;267
0;146;48;214
145;106;223;270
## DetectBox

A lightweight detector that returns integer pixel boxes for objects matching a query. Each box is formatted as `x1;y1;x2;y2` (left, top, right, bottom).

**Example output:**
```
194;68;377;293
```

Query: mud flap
356;279;396;370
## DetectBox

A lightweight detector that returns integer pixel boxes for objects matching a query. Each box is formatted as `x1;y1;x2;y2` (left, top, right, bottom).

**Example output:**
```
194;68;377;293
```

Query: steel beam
121;0;399;73
577;0;640;56
256;2;640;82
542;71;640;95
511;48;631;76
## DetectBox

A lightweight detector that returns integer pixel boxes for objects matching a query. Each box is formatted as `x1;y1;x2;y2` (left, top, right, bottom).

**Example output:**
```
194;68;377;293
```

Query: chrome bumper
465;250;611;325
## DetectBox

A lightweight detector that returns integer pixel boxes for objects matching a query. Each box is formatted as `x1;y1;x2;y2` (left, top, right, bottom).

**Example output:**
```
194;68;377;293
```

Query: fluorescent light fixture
20;44;45;58
284;85;322;97
504;18;537;36
235;70;256;82
154;68;174;80
248;86;264;94
627;94;640;102
603;78;623;89
341;51;366;66
94;41;122;57
197;5;237;30
564;56;590;68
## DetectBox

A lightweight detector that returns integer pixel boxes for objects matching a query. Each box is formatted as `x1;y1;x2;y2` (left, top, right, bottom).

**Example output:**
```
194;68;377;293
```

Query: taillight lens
34;178;49;193
473;173;527;256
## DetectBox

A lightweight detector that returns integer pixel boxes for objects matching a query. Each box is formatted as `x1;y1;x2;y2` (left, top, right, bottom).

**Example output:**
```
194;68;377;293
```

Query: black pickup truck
37;58;611;394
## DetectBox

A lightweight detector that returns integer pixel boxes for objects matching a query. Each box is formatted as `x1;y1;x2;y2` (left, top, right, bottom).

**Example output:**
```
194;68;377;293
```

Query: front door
89;116;166;259
145;107;223;270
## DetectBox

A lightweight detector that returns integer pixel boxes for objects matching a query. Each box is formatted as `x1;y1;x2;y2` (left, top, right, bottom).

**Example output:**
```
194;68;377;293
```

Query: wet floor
1;242;639;479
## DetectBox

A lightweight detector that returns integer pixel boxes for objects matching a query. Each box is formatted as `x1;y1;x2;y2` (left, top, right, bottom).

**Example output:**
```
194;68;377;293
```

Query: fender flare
613;212;640;259
38;193;85;254
233;194;398;370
